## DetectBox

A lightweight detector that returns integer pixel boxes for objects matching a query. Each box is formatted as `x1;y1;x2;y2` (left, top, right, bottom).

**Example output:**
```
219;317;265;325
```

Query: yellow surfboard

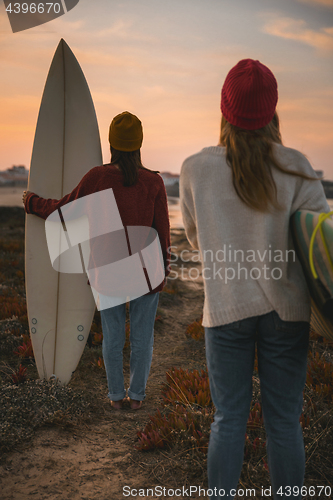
291;210;333;340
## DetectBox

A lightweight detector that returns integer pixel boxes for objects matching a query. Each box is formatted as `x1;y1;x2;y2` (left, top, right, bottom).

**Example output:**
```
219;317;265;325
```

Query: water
167;196;183;229
167;197;333;230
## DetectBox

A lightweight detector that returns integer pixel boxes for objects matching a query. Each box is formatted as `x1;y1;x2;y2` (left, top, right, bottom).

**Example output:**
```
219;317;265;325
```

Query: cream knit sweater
180;144;330;328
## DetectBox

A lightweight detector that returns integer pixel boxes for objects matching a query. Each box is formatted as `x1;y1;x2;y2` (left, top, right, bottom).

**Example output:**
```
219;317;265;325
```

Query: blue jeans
204;310;309;500
100;292;159;401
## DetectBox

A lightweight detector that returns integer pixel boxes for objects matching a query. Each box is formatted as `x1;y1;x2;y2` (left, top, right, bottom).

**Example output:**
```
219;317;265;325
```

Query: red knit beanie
221;59;278;130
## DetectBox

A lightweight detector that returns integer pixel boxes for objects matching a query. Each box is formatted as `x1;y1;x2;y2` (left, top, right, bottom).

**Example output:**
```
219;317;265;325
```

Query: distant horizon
2;165;333;182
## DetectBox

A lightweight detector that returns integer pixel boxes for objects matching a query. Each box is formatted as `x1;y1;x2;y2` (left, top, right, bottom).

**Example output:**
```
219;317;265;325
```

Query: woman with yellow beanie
23;111;171;410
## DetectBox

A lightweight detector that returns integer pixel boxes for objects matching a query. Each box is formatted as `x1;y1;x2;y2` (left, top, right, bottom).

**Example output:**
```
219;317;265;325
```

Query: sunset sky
0;0;332;177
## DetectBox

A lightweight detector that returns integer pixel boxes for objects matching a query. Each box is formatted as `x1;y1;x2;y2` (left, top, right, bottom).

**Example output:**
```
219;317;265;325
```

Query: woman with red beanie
23;111;171;411
180;60;330;499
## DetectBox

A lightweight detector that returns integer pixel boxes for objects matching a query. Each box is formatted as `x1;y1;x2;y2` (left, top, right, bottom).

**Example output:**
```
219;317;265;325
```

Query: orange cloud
263;16;333;52
297;0;333;7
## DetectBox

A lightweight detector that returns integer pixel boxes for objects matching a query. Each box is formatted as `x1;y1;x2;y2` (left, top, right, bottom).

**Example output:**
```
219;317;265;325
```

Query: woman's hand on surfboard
22;190;32;205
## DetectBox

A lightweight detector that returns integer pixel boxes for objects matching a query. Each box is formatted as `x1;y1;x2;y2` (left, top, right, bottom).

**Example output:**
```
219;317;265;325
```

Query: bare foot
129;399;142;410
110;400;123;410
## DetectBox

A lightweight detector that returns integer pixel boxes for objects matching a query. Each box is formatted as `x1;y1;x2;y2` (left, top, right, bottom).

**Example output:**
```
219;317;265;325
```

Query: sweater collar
202;145;226;155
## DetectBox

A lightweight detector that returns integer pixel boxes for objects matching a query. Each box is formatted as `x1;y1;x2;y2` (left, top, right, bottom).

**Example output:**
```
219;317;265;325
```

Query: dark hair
110;147;159;186
219;111;319;212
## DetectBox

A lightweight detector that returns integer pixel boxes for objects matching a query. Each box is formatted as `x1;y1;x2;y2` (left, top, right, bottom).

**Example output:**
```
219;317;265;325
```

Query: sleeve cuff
25;193;38;214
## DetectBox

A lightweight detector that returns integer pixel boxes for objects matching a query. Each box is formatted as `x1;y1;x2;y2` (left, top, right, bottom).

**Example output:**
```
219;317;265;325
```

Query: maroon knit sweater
24;164;171;295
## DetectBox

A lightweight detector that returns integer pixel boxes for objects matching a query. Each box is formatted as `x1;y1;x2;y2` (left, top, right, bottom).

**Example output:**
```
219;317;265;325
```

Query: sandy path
0;423;132;500
0;293;205;500
0;228;206;500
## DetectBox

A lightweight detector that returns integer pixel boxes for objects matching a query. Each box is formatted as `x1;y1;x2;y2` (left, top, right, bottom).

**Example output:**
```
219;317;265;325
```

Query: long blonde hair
219;112;319;212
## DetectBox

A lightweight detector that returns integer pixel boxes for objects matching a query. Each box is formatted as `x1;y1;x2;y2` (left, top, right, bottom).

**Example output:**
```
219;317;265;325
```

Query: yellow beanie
108;111;143;151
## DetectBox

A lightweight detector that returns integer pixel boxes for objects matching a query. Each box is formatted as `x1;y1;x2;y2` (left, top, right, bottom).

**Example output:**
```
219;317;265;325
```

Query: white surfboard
25;39;102;384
